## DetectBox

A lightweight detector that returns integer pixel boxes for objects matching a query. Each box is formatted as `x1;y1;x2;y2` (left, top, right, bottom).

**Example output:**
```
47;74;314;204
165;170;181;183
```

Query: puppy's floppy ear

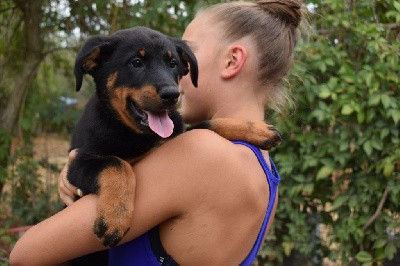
172;38;198;88
74;36;114;91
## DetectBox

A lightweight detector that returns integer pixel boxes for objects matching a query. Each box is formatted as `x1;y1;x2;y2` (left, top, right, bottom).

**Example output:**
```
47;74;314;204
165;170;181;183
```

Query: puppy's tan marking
167;51;172;59
131;85;163;108
208;118;281;150
107;72;118;89
95;160;136;245
83;47;100;70
110;86;142;134
109;85;165;134
139;49;146;57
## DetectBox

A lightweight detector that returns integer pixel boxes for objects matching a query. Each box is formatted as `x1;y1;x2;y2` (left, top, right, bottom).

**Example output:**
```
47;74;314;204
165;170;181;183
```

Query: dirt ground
32;134;70;166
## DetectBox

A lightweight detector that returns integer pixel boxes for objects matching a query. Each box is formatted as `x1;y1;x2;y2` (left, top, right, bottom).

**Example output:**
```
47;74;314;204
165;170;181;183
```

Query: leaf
381;94;391;109
343;75;355;84
373;239;387;249
368;94;380;107
383;162;394;177
282;242;294;257
342;20;350;28
365;72;373;87
316;166;333;180
302;183;314;196
319;86;331;99
339;141;348;151
331;195;349;210
385;242;397;260
357;111;365;123
292;175;306;182
355;251;373;262
371;139;383;151
341;104;354;115
325;58;334;66
380;128;390;139
394;1;400;12
390;109;400;125
363;141;373;156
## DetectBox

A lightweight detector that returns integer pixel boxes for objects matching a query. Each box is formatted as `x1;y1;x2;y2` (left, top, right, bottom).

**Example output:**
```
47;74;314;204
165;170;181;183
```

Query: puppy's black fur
68;27;198;250
68;26;282;250
69;27;194;195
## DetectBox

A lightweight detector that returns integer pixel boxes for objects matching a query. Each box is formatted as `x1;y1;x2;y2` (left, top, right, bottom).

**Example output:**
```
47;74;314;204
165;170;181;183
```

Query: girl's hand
58;149;82;206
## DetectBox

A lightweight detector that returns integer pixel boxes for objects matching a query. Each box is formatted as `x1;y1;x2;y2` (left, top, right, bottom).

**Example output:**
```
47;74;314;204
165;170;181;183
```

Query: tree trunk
0;0;44;194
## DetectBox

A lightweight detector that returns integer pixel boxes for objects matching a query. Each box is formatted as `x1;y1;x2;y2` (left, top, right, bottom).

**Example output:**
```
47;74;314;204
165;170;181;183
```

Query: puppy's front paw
201;118;283;150
261;125;282;150
93;162;136;247
93;191;134;247
94;213;131;247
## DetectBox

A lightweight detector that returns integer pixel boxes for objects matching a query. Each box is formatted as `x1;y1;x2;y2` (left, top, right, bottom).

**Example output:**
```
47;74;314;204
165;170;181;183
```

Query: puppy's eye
130;59;143;68
169;59;177;69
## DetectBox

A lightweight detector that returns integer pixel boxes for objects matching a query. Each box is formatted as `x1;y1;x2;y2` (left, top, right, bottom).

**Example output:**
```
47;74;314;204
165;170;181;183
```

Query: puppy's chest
99;132;160;160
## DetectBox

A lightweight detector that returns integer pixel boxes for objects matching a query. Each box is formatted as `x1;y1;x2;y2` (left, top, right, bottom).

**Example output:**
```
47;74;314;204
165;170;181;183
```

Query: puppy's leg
67;152;107;195
93;159;135;247
187;118;282;150
67;152;135;247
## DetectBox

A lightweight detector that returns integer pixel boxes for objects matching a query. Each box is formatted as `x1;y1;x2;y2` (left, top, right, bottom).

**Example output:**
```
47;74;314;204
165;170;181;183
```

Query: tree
1;0;43;135
0;0;45;194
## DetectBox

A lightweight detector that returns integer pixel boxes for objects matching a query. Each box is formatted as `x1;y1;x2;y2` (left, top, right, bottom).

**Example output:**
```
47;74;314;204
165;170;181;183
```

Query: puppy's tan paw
93;161;136;247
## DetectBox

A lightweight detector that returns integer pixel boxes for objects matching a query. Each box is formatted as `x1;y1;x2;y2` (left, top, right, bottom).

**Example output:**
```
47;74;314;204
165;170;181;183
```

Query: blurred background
0;0;399;265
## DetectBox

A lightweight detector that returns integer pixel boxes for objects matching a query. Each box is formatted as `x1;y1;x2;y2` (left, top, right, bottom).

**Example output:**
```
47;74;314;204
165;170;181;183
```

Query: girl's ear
221;45;248;79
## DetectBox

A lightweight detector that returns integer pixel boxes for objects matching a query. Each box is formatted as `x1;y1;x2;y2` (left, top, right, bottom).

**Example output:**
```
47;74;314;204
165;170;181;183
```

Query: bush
260;0;400;265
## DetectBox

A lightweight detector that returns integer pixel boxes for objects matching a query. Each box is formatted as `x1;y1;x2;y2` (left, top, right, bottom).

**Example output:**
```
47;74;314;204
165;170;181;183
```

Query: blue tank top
108;141;281;265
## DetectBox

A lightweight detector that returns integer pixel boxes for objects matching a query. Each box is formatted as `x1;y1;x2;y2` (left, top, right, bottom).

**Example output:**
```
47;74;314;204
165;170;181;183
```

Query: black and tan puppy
68;26;281;248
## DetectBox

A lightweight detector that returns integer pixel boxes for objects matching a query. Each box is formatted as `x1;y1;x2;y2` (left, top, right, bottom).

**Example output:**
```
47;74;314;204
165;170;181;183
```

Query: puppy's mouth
128;100;174;138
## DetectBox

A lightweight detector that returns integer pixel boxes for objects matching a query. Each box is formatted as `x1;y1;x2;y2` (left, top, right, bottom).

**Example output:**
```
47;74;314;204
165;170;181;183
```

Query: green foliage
0;227;17;266
22;52;82;135
1;0;399;264
0;130;12;186
2;94;65;226
3;139;63;226
262;0;400;264
0;0;24;103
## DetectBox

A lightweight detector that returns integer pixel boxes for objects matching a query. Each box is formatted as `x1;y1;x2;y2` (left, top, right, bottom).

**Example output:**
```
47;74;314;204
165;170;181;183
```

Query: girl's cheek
179;76;191;91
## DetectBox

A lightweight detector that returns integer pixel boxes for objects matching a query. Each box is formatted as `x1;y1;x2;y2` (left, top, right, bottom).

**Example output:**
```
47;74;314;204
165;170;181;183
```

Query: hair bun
256;0;302;28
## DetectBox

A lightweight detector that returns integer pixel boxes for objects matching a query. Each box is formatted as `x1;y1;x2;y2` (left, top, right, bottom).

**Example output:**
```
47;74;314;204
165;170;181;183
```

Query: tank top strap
232;140;280;185
232;140;281;266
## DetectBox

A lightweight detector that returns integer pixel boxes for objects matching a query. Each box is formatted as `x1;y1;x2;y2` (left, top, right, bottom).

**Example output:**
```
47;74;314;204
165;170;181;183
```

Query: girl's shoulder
164;128;255;176
132;128;269;218
159;129;269;204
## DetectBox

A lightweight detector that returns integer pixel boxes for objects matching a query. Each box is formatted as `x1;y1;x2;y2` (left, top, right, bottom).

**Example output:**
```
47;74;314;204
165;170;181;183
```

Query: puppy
68;26;281;247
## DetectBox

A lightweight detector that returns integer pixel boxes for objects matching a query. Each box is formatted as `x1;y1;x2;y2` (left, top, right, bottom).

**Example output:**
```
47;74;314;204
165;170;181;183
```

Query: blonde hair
197;0;303;112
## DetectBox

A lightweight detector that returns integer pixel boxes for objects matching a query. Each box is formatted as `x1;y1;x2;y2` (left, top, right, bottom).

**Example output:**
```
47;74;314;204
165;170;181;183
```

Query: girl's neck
211;96;266;121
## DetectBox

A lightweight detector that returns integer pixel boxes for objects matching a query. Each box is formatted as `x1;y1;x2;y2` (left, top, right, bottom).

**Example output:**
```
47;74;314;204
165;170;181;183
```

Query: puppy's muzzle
159;86;180;107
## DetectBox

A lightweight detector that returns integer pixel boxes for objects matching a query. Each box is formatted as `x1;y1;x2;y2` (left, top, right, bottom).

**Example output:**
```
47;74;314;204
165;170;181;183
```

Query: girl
10;1;302;265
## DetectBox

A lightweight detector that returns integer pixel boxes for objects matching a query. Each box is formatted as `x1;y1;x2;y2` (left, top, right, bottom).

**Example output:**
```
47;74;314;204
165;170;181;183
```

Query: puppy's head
74;27;198;138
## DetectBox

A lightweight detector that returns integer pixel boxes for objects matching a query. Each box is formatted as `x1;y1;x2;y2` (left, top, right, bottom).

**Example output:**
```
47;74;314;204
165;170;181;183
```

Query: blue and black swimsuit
108;141;281;265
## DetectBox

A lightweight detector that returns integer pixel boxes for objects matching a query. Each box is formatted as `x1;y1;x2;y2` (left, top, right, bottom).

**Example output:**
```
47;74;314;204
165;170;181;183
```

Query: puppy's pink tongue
145;111;174;138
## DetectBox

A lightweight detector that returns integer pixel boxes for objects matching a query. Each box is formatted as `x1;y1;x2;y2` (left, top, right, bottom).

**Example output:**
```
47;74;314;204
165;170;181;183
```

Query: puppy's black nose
159;86;180;106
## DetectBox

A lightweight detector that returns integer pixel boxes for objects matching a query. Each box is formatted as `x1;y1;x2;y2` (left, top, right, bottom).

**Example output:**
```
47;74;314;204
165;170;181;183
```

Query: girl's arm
10;130;229;265
10;195;104;265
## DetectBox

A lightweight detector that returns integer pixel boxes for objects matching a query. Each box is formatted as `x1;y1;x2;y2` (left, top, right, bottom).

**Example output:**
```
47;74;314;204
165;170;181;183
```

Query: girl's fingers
58;149;83;205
